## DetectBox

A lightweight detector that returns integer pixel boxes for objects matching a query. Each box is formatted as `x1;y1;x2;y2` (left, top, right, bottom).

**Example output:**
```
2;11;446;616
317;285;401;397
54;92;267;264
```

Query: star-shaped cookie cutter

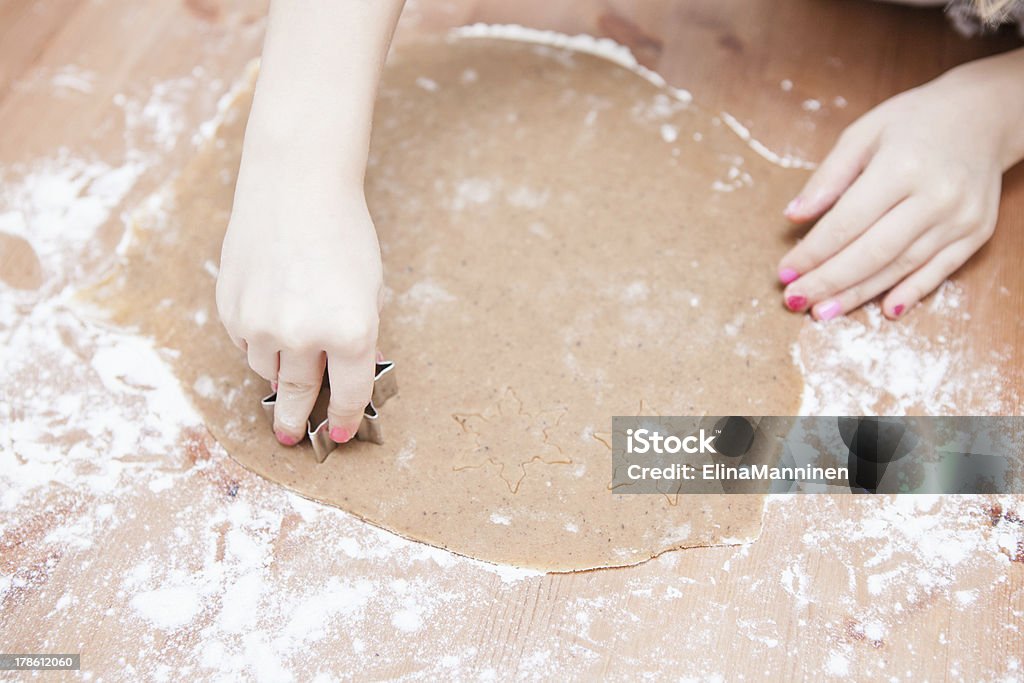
260;360;398;463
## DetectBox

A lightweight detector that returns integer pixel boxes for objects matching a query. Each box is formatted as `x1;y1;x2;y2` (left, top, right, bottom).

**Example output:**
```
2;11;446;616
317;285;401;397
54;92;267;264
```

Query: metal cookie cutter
260;360;398;463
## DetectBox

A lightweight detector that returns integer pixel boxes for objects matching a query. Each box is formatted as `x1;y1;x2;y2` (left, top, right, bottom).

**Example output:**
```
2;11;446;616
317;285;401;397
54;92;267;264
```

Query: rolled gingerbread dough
86;35;805;571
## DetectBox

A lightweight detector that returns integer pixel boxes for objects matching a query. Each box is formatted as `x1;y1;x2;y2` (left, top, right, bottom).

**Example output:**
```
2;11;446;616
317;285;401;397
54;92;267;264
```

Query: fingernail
271;381;278;392
778;267;800;285
816;300;842;321
784;197;802;216
330;427;351;444
893;304;905;317
785;295;807;311
276;431;298;446
376;350;384;362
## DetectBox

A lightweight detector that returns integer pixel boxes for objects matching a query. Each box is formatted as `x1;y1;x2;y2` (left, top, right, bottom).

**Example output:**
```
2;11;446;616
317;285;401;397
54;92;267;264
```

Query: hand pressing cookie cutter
260;360;398;463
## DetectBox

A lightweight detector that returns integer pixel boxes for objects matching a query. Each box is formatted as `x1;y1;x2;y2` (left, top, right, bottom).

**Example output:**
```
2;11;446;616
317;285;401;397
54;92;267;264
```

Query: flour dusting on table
794;281;1019;415
1;31;1022;682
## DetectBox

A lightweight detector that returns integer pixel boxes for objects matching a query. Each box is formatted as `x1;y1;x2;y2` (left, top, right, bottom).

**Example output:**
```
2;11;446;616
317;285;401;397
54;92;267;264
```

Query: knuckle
253;368;276;382
806;272;839;300
905;283;926;306
277;333;311;354
827;219;860;247
792;242;827;273
236;297;262;332
937;248;968;274
246;353;272;377
838;282;861;307
836;122;867;149
975;216;997;243
329;395;369;417
220;284;383;356
893;155;923;179
891;250;919;275
928;173;965;208
955;194;985;224
278;379;321;397
782;249;811;274
892;279;920;308
332;315;379;354
275;317;316;352
863;240;895;267
844;284;874;311
247;357;274;378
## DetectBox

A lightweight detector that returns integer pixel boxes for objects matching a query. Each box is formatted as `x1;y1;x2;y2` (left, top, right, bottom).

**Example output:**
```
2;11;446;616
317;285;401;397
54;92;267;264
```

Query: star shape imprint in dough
452;388;571;494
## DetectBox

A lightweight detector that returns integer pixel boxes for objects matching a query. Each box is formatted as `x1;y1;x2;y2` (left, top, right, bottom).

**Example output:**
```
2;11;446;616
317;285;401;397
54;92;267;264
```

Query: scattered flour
0;153;145;287
391;607;424;633
395;279;457;328
506;184;550;208
2;23;1021;683
415;76;439;92
711;155;754;193
115;77;199;152
15;64;98;97
801;98;822;112
826;650;851;677
450;177;495;210
451;24;693;104
131;586;203;630
718;112;817;170
793;282;1018;415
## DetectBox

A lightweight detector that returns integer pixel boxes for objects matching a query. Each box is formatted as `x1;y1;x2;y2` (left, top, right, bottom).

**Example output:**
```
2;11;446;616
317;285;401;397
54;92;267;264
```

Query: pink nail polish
276;431;298;446
779;268;800;285
784;198;802;216
330;427;351;444
817;300;842;321
271;381;278;392
785;295;807;311
893;304;905;317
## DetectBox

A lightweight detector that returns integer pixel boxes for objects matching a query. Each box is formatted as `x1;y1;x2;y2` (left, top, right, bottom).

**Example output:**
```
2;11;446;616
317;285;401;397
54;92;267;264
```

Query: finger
238;336;275;389
229;334;248;353
783;197;932;309
247;343;279;383
326;348;376;445
784;122;876;223
807;228;951;320
779;161;908;289
882;237;982;319
273;350;327;446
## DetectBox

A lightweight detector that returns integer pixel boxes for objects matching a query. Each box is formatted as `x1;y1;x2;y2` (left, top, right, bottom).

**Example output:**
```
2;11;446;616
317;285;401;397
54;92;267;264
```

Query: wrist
945;48;1024;172
240;107;370;190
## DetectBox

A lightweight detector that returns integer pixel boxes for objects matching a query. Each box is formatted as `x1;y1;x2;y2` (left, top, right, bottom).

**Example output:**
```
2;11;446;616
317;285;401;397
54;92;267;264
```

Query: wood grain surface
1;0;1022;680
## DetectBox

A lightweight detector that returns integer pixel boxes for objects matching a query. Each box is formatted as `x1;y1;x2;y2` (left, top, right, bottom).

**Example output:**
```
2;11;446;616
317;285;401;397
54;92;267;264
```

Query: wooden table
1;0;1022;679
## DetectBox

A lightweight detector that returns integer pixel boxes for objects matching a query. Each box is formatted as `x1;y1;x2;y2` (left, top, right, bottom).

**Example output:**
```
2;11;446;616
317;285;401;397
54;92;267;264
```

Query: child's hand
213;0;404;446
777;48;1024;321
217;151;382;447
